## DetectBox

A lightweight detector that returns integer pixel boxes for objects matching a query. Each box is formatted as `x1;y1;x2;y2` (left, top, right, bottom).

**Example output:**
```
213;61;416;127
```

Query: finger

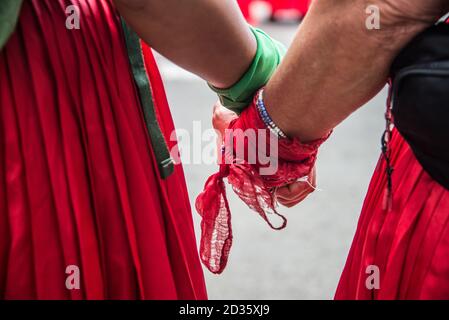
310;166;317;187
276;182;312;201
276;181;316;208
277;191;309;204
277;192;310;208
275;184;296;200
212;101;238;133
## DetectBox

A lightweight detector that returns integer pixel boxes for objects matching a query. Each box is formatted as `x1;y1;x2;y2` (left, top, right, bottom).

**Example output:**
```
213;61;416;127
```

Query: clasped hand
212;101;316;208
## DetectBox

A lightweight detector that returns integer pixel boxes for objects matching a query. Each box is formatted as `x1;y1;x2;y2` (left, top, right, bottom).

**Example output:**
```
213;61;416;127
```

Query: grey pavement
156;22;387;300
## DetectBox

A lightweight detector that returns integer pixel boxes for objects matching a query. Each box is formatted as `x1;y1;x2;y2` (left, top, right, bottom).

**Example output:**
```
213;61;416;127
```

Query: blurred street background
156;1;387;299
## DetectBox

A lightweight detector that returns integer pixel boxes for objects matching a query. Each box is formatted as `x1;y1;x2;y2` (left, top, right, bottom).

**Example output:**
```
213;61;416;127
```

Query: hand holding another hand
212;101;316;209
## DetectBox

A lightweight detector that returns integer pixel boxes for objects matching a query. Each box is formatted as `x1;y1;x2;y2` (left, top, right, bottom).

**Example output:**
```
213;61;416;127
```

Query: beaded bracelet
256;89;288;139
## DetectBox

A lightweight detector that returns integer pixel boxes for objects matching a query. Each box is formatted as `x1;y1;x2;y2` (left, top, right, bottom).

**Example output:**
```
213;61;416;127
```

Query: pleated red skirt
0;0;206;300
336;128;449;299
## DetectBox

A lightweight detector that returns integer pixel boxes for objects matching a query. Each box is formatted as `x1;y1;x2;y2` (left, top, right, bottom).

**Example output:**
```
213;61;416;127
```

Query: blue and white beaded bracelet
256;89;288;139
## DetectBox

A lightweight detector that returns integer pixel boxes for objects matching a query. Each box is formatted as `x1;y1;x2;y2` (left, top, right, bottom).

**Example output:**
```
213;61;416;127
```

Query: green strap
0;0;23;51
209;26;286;115
121;19;174;179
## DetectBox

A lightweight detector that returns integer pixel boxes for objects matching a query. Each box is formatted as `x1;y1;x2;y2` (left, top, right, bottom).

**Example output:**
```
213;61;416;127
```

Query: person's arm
113;0;256;89
213;0;449;207
264;0;449;142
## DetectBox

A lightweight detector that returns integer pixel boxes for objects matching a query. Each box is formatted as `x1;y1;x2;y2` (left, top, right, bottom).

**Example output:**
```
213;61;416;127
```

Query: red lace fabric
196;92;330;274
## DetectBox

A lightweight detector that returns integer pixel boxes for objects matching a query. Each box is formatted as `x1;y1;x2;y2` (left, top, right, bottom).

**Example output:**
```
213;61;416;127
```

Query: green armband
0;0;23;51
209;26;286;114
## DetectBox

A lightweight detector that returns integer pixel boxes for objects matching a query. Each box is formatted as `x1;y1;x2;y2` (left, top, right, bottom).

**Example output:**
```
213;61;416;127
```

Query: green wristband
209;26;286;114
0;0;23;51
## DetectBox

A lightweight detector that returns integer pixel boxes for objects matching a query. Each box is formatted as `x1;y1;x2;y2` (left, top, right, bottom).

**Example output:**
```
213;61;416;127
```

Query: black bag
391;23;449;190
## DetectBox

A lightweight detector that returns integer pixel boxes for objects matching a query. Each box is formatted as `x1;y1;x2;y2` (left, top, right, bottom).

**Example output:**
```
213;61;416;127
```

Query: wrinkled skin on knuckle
381;0;449;25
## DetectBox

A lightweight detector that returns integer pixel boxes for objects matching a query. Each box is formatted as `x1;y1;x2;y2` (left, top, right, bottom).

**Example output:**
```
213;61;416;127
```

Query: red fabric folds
196;92;329;274
336;129;449;300
0;0;206;300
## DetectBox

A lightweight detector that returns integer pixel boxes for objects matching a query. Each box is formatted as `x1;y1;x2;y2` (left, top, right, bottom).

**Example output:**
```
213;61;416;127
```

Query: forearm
114;0;256;88
264;0;440;141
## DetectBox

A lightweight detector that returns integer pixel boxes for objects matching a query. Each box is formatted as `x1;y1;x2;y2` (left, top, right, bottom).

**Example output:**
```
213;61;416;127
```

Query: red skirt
237;0;252;20
336;129;449;299
0;0;206;300
268;0;310;16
